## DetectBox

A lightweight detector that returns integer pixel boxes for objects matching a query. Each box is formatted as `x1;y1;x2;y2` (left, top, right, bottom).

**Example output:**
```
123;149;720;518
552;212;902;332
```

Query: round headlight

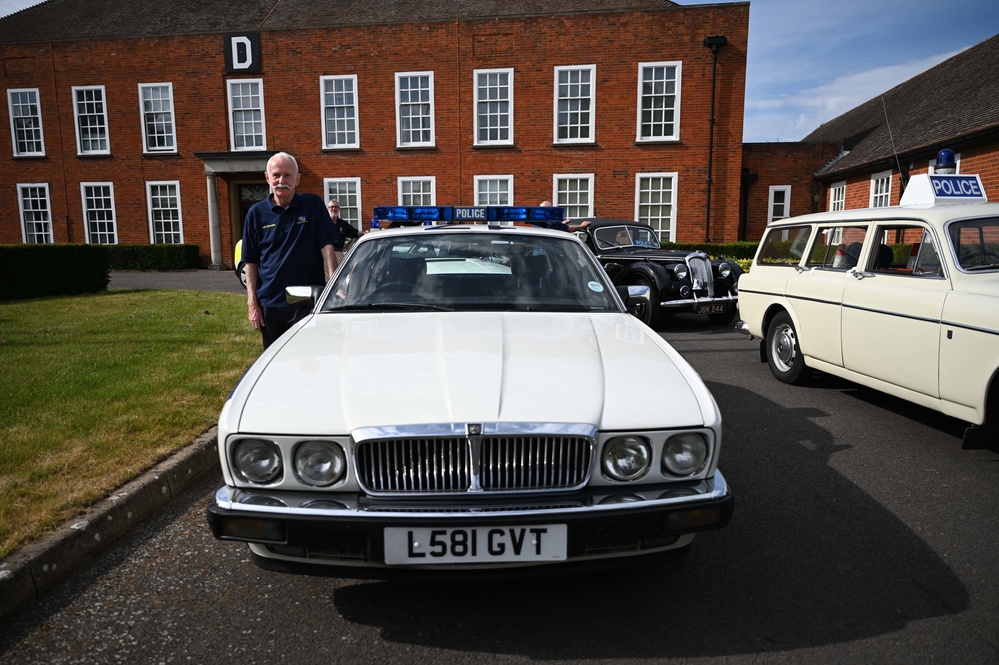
233;439;282;484
602;436;652;481
294;440;346;487
718;262;732;279
662;433;708;476
672;264;689;280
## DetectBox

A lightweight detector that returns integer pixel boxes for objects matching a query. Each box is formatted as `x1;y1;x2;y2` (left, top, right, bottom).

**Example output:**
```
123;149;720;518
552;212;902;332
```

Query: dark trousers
261;301;313;349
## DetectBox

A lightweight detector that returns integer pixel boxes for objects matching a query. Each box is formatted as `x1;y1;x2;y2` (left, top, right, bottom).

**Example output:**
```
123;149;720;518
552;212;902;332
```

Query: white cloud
744;49;964;142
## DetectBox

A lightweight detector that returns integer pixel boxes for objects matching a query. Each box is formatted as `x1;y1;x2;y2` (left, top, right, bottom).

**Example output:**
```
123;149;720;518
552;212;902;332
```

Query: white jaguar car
207;206;733;577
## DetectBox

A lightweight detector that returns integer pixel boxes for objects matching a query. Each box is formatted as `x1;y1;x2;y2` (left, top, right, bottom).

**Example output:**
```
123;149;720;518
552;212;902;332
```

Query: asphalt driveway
108;269;245;294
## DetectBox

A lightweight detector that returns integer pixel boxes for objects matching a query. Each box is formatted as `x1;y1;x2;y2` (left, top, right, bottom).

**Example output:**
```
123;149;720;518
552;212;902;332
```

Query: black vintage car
571;218;742;327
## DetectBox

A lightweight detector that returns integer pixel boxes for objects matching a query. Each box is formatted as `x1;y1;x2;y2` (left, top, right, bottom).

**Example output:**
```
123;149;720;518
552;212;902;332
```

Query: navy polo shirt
242;192;339;308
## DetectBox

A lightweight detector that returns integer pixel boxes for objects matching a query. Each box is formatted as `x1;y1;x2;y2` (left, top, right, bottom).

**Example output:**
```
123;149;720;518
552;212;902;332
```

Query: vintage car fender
612;260;672;298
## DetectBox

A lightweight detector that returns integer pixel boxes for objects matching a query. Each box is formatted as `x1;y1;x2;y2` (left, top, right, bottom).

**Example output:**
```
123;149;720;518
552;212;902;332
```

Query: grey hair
267;151;299;173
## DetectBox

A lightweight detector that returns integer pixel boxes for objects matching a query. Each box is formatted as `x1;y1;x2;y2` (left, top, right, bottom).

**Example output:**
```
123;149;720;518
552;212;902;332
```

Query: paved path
108;269;246;294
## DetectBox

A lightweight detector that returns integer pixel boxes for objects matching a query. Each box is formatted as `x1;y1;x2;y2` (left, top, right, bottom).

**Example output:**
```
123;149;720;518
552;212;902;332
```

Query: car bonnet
231;312;710;435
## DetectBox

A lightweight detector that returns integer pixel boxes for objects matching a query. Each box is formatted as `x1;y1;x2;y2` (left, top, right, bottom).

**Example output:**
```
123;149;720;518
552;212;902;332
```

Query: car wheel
635;277;663;329
236;261;247;289
766;311;807;384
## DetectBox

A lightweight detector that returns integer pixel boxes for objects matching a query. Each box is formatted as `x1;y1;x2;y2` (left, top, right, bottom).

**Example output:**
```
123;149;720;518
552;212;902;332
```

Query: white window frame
929;151;961;174
635;172;678;241
72;85;110;155
636;61;682;143
324;177;363;230
138;83;177;154
395;72;435;148
828;181;846;212
398;176;436;206
80;182;118;245
227;78;266;151
869;170;892;208
320;75;359;150
474;175;514;206
554;65;596;145
146;181;183;244
17;183;53;244
768;185;791;223
474;68;514;147
8;88;45;157
553;173;594;218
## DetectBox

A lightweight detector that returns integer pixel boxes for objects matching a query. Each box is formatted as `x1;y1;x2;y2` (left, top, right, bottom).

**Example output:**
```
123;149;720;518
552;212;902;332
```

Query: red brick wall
741;142;842;241
830;140;999;210
0;3;749;264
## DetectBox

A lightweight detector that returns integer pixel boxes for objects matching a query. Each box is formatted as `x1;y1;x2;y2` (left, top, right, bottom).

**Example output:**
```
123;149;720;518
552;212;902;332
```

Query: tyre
236;261;247;289
765;311;807;384
635;277;664;329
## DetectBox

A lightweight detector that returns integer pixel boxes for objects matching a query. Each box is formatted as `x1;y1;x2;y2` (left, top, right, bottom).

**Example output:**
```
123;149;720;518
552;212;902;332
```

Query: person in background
540;200;591;232
242;152;339;349
327;199;364;251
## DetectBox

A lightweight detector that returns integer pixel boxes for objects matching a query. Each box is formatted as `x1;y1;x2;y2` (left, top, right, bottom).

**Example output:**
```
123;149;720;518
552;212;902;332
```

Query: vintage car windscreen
593;225;660;250
323;231;619;311
948;217;999;271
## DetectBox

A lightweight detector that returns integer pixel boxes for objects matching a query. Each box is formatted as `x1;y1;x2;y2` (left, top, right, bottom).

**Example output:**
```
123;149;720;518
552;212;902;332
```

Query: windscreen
323;231;619;312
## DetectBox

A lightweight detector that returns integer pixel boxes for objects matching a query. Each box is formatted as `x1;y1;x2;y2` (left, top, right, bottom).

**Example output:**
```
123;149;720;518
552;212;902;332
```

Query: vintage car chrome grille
355;435;592;495
687;254;715;296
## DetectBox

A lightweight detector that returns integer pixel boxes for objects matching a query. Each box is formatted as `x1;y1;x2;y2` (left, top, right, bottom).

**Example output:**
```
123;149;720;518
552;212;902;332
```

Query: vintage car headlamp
233;439;283;484
718;262;733;279
662;432;708;476
293;440;346;487
672;264;689;280
602;436;652;481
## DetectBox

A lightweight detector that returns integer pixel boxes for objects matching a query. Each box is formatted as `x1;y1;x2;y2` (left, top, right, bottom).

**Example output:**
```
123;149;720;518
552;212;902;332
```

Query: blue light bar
372;205;566;227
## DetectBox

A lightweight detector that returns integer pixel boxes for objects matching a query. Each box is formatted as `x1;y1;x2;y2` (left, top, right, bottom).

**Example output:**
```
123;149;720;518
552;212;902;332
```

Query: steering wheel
963;250;999;267
369;282;413;297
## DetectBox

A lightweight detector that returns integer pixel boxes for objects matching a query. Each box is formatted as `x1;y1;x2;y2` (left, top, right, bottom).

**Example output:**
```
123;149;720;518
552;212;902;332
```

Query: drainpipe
703;35;727;243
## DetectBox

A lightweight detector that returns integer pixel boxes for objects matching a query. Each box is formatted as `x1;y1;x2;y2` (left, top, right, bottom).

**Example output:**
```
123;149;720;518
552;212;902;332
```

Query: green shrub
0;243;202;300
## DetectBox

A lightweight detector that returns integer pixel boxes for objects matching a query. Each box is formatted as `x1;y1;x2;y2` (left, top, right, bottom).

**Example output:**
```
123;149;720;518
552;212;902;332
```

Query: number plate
384;525;567;565
695;304;729;314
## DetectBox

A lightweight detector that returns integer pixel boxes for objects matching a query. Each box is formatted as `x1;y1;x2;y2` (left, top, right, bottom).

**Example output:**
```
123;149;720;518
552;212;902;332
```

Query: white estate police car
736;155;999;448
208;206;733;577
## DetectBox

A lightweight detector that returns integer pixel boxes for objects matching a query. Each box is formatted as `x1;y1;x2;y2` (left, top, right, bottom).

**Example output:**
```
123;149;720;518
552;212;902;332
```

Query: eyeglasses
328;205;339;210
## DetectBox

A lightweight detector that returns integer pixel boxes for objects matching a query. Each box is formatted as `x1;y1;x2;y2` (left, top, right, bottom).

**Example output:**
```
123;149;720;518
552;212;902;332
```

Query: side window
806;226;868;270
866;224;929;274
756;225;812;266
912;231;943;276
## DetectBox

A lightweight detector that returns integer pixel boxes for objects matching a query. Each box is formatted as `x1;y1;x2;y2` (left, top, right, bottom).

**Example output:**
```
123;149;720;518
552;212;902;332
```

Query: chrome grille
356;436;470;493
480;436;590;490
355;435;592;495
687;254;715;296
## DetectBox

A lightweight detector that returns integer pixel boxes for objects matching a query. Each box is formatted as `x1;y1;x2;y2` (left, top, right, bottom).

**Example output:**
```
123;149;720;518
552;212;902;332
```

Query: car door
784;224;870;368
840;223;948;398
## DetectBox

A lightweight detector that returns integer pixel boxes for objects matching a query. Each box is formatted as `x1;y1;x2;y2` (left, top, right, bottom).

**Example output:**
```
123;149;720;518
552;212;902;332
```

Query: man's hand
245;263;265;330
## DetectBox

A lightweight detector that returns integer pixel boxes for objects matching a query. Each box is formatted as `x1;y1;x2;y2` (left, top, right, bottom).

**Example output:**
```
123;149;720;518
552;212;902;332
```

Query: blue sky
741;0;999;141
2;0;997;142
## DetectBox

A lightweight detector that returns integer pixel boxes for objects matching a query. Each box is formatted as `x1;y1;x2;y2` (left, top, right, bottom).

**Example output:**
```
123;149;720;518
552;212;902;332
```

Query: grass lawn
0;289;259;559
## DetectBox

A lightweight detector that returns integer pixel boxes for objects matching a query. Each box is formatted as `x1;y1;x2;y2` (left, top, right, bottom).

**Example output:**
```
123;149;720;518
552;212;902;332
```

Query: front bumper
659;293;738;310
206;471;732;575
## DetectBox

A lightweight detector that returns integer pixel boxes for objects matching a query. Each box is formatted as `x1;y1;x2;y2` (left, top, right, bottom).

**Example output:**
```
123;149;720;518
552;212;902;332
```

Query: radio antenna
881;95;907;191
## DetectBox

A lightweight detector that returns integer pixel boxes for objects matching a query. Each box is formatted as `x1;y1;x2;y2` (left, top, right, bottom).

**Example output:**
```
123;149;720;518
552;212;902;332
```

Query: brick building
0;0;749;267
744;31;999;230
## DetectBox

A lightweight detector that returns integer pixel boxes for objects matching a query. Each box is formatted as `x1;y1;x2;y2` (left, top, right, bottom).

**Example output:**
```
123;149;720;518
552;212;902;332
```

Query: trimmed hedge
0;244;201;301
107;244;201;271
662;241;760;260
